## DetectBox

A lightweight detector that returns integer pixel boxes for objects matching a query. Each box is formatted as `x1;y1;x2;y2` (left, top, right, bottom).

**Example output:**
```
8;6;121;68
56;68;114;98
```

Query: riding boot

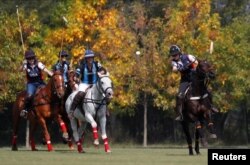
70;91;86;112
208;92;219;113
20;96;32;118
175;97;184;121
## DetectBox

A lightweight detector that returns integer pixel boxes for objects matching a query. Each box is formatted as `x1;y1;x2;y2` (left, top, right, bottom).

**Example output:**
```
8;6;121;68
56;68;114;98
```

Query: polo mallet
209;41;214;54
16;5;30;149
60;16;68;61
16;5;25;55
62;16;74;66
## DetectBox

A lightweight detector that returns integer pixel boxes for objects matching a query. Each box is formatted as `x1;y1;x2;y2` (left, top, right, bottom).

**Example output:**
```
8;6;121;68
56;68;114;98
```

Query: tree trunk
244;100;249;145
143;93;147;147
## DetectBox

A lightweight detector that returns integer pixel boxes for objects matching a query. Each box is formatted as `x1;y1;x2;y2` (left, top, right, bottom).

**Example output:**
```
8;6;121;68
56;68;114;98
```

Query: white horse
65;72;114;153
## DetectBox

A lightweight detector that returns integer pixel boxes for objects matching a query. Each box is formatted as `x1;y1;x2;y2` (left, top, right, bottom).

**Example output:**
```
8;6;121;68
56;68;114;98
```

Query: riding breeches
78;83;91;92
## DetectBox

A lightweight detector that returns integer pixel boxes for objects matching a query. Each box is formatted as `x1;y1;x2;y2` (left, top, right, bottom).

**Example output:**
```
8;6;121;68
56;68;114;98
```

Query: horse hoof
93;139;99;146
69;146;74;150
32;148;38;151
200;138;208;147
62;132;69;139
106;150;111;153
62;138;68;144
79;150;86;153
209;134;217;139
12;146;18;151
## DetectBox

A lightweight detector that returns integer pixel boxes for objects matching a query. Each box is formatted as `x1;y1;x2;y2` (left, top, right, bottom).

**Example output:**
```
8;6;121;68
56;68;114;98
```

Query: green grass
0;145;208;165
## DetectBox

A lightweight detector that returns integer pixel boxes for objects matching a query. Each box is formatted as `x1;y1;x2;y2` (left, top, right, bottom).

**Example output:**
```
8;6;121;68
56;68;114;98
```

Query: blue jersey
76;61;102;84
53;61;70;85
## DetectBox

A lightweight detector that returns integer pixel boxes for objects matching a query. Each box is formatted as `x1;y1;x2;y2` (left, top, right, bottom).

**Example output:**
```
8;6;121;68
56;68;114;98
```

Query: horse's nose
106;89;113;98
58;91;65;99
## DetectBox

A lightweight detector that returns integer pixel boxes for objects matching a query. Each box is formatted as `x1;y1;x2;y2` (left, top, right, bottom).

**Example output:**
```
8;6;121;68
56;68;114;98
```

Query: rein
83;76;112;111
33;73;64;107
189;64;213;101
51;73;64;96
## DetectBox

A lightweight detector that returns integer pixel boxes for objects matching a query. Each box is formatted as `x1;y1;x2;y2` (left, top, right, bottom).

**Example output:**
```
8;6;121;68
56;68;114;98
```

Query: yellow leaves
71;46;85;57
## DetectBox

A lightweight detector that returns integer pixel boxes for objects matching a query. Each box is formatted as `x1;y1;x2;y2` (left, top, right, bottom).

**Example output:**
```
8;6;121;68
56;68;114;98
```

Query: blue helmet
84;49;95;58
169;45;181;56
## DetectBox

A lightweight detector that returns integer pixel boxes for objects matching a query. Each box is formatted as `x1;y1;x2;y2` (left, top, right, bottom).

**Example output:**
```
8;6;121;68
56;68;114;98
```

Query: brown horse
181;59;217;155
11;71;71;151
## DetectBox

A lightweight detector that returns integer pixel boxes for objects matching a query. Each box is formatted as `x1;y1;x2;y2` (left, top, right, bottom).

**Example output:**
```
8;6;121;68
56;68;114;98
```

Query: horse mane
53;70;62;76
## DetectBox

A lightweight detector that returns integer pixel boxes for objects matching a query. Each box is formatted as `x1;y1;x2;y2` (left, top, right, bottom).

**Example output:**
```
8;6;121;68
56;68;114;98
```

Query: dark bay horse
55;70;79;148
11;71;71;151
181;59;217;155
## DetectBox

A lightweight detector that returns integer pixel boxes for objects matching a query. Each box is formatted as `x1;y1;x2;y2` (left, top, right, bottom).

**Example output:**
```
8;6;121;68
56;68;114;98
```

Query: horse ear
106;72;110;76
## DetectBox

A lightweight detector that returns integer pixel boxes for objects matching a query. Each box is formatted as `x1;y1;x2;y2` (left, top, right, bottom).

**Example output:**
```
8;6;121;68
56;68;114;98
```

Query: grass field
0;145;208;165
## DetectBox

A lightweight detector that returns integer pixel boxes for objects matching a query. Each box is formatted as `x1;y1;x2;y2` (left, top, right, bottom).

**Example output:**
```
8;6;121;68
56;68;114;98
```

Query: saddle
184;83;209;101
75;86;93;116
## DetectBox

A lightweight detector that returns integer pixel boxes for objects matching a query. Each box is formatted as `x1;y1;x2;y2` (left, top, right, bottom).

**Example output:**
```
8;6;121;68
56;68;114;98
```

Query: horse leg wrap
12;135;17;145
30;138;36;151
92;127;99;146
60;122;67;132
47;140;53;151
103;138;111;153
77;141;83;153
68;139;74;150
92;127;98;140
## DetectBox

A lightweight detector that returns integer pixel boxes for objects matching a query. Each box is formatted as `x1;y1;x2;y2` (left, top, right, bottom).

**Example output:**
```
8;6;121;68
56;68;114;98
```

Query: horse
11;71;71;151
65;72;114;153
180;59;217;155
54;70;79;148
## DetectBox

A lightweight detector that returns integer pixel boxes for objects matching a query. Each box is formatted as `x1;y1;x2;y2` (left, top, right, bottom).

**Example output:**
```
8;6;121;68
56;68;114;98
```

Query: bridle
84;75;113;111
96;76;113;98
196;62;214;87
51;72;65;98
189;61;214;101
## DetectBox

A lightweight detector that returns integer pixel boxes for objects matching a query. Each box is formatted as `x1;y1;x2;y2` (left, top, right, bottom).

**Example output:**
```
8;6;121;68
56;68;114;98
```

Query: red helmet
25;50;36;59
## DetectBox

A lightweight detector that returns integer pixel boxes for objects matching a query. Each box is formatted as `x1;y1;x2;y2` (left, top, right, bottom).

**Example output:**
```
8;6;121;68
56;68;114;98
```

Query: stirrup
175;115;183;121
211;107;219;113
20;110;28;118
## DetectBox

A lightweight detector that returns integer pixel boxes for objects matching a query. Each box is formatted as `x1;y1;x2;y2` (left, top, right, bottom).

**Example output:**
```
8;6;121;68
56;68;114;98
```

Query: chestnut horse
11;71;71;151
181;59;217;155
